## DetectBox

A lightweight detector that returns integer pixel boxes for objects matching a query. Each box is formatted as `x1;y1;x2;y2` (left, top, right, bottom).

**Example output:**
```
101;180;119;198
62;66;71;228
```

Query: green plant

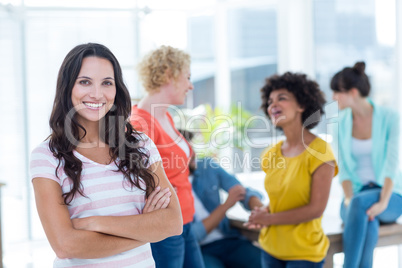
187;103;255;158
230;103;255;150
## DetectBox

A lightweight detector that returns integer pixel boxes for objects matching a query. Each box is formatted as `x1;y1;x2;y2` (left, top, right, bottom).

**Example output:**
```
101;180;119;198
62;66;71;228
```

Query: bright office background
1;0;402;267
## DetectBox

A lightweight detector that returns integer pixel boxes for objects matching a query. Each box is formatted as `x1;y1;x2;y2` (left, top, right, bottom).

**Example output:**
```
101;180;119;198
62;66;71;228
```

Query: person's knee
348;197;364;212
349;194;373;212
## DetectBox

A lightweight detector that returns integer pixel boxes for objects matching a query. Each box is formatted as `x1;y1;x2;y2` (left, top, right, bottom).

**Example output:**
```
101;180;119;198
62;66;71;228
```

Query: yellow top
259;137;338;262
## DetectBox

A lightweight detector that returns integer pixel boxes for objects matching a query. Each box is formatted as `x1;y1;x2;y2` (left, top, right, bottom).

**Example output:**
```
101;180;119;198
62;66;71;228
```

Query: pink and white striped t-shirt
30;134;161;268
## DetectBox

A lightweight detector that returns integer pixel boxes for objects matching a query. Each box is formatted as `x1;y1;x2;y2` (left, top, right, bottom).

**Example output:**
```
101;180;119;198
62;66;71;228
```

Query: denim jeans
151;222;205;268
261;250;324;268
200;237;262;268
340;184;402;268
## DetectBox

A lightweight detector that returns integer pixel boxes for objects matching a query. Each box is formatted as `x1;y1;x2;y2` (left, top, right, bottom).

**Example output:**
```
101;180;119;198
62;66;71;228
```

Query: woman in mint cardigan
331;62;402;268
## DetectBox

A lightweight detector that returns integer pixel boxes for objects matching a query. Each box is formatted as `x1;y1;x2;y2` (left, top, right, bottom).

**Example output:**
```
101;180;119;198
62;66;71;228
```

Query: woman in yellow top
246;72;338;267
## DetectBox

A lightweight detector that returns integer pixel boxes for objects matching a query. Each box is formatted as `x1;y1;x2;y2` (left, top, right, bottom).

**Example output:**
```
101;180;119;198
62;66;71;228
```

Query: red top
131;105;194;224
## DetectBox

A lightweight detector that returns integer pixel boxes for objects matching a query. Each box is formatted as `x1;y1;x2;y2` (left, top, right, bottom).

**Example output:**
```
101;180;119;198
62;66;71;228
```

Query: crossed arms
32;161;182;259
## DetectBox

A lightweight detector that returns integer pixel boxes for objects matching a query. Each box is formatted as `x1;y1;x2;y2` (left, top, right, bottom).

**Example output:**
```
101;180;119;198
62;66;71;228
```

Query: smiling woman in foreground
30;43;182;267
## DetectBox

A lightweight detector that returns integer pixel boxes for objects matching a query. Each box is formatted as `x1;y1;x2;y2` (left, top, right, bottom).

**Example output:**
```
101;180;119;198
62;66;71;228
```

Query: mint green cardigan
337;99;402;195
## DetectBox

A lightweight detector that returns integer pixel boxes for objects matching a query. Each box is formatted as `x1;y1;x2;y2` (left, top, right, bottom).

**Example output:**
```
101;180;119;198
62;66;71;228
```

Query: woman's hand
143;186;172;213
366;201;387;221
342;180;353;208
343;197;352;207
244;206;269;229
223;185;246;210
366;178;393;221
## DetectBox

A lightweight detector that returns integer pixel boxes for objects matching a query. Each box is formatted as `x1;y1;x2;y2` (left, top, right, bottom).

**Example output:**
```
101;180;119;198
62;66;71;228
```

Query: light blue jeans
151;222;205;268
340;184;402;268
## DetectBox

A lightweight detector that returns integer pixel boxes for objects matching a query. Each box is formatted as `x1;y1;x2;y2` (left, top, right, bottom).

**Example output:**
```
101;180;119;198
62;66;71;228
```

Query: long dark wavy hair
49;43;156;205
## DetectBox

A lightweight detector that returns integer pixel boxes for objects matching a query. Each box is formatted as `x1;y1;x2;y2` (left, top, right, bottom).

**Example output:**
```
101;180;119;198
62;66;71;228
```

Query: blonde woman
130;46;204;268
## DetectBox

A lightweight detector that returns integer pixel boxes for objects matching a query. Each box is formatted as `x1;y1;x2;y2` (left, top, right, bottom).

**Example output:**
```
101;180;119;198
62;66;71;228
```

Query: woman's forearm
260;202;325;226
342;180;354;206
342;180;354;199
252;163;334;226
379;178;393;206
366;178;394;220
84;161;183;242
201;203;230;234
33;178;146;260
248;196;264;210
57;229;145;259
90;207;182;242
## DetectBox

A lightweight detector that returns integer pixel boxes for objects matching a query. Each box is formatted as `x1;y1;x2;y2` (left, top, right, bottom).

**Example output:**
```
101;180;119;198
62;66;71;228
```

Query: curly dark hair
260;72;326;129
330;61;370;97
49;43;156;205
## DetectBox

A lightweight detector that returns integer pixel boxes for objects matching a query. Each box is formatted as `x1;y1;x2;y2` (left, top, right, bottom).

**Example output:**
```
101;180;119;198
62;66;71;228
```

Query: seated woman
331;61;402;268
181;130;264;268
246;72;338;268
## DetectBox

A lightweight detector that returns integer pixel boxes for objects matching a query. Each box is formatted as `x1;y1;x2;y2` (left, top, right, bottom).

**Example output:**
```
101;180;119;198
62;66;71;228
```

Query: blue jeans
151;222;205;268
201;237;262;268
261;251;324;268
340;184;402;268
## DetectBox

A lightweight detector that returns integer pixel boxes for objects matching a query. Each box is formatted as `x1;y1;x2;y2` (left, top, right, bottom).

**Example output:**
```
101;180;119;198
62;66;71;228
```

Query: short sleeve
307;138;338;177
138;134;162;167
30;142;61;185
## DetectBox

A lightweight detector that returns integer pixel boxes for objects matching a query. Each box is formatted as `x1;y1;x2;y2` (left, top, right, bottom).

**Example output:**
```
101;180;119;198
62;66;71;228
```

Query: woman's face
171;68;194;105
332;90;354;110
71;56;116;125
267;88;304;128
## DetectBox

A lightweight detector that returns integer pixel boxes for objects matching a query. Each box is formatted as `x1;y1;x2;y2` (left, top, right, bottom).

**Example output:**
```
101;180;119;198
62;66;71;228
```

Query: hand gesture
143;186;172;213
244;206;269;229
223;185;246;209
366;201;387;221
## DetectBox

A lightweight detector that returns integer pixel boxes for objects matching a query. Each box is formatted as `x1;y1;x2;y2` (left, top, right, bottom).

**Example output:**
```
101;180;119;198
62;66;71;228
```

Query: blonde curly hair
138;45;191;92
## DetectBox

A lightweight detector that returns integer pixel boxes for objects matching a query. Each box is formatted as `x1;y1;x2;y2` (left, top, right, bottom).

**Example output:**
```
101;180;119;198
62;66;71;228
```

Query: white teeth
84;102;104;108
